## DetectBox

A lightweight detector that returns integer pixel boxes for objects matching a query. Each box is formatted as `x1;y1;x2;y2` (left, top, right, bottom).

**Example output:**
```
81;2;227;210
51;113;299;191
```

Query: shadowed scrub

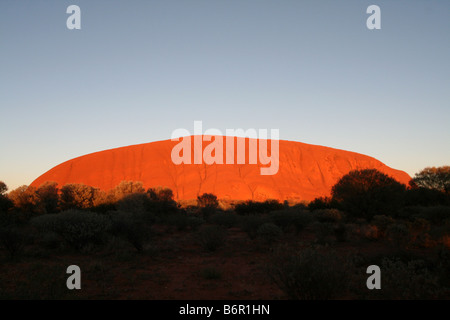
31;210;111;252
196;225;226;252
0;168;449;299
267;245;354;300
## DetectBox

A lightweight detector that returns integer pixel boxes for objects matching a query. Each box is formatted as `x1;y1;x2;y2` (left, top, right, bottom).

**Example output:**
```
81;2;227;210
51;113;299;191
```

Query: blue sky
1;0;449;190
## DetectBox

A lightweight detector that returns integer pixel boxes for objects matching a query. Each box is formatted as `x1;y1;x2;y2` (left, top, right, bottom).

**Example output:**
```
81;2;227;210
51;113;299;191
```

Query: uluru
30;136;411;202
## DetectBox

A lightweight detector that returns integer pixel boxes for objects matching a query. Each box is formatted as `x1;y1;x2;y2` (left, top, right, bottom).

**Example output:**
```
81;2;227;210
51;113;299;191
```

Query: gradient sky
1;0;449;190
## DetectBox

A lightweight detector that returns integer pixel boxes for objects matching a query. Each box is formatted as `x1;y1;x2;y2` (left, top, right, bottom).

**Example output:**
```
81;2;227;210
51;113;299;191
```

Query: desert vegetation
0;166;449;299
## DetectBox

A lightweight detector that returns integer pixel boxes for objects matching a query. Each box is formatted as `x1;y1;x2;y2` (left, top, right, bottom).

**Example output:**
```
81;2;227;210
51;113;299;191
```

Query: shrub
269;210;311;233
0;263;73;299
405;187;449;206
409;218;431;244
412;166;450;194
164;212;190;231
429;221;450;247
59;184;99;210
199;206;216;221
240;215;268;239
110;180;145;202
7;185;43;216
308;197;334;211
361;224;379;241
256;223;283;243
437;246;450;288
370;257;443;299
235;199;283;215
32;210;111;251
197;225;226;252
36;181;59;214
371;215;395;238
331;169;406;220
40;231;61;250
386;223;410;248
147;186;175;202
0;181;7;195
312;221;335;245
267;246;352;299
211;212;238;228
334;223;348;242
413;206;450;224
115;193;149;214
145;188;178;217
110;211;151;252
197;193;219;209
0;227;26;258
314;209;344;223
187;216;204;231
0;194;13;214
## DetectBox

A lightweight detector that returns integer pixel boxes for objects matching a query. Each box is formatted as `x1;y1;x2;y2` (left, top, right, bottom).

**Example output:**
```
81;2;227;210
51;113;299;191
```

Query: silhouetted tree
147;186;174;202
145;187;178;217
412;166;450;194
0;181;7;195
36;181;59;213
234;199;283;215
308;196;335;211
0;181;13;213
197;193;219;220
405;186;449;206
197;193;219;209
331;169;406;220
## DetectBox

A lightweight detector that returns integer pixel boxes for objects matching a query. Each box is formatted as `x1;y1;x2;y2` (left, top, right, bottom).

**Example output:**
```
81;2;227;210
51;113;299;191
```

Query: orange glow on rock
30;136;411;202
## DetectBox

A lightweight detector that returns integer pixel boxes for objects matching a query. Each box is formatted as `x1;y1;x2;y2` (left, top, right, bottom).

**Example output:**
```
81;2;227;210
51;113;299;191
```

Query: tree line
0;166;449;223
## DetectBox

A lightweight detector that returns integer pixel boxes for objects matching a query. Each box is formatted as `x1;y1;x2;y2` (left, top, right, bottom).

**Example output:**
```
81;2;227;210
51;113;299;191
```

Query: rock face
30;136;411;202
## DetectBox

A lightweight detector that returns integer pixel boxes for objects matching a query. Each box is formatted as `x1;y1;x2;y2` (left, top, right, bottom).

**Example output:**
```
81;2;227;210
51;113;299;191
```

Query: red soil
30;136;411;202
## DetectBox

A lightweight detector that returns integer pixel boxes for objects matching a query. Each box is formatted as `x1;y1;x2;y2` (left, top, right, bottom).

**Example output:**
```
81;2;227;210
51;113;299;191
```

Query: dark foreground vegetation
0;166;449;299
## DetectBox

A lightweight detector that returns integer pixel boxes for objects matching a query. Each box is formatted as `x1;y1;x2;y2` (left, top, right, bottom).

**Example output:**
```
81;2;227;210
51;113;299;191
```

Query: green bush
197;225;226;252
32;210;111;251
256;223;283;243
267;246;352;299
